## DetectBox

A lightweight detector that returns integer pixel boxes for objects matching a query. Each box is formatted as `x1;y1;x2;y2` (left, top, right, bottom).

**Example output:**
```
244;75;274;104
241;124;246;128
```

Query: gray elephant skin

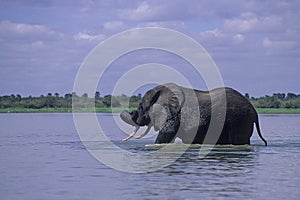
120;83;267;146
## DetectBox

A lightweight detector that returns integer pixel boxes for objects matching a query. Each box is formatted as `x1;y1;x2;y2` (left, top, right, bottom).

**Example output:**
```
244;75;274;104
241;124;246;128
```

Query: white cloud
262;37;296;51
223;12;282;33
0;20;46;34
137;21;186;30
198;29;245;46
118;1;198;22
224;13;257;32
0;20;66;58
16;40;45;51
233;34;245;43
31;41;44;48
199;29;225;39
103;21;126;32
0;20;63;40
118;1;160;21
73;32;106;42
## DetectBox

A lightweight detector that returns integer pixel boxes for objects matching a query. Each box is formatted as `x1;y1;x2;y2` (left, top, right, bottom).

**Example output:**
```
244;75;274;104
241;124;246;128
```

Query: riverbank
255;108;300;114
0;107;136;113
1;107;300;114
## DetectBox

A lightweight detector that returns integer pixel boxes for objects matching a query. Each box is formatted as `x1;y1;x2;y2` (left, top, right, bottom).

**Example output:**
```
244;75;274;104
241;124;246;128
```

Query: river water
0;113;299;200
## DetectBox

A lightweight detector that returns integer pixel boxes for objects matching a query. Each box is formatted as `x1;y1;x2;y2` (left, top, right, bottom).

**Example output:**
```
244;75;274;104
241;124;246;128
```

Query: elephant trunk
120;110;138;126
121;110;153;141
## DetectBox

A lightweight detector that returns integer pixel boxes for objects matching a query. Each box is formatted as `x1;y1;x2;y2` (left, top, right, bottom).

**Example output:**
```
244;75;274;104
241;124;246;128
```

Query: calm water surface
0;113;299;200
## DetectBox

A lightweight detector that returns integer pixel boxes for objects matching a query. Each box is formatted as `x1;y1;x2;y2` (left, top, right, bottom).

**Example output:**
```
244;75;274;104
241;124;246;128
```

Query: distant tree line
0;92;142;109
1;92;300;109
246;92;300;109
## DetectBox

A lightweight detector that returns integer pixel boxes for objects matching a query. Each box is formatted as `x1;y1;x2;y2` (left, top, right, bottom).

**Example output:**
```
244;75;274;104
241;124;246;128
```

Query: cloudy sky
0;0;299;97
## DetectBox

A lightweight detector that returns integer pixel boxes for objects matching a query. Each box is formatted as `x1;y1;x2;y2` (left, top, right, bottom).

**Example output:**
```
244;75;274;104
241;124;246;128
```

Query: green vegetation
255;108;300;114
247;92;300;113
0;92;300;114
247;92;300;114
248;92;300;109
0;92;141;113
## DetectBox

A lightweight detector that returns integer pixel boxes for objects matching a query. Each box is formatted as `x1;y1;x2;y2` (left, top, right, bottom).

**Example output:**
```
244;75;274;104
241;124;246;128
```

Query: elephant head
120;83;184;141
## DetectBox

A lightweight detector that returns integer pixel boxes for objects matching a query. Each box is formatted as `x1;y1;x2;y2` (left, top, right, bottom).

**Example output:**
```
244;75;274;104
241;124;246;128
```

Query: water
0;113;299;200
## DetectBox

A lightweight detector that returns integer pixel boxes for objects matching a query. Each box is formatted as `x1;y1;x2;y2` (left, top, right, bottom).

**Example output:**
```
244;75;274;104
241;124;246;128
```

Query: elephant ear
149;83;185;131
164;83;185;114
141;88;161;107
149;90;161;105
149;103;168;131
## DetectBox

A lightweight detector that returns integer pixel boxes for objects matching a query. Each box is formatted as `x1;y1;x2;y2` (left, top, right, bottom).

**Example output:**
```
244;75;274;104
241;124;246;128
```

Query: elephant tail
254;116;267;146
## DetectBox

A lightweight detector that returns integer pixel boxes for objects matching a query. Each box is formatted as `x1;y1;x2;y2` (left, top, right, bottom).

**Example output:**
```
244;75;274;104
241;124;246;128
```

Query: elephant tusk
135;125;152;139
122;126;140;141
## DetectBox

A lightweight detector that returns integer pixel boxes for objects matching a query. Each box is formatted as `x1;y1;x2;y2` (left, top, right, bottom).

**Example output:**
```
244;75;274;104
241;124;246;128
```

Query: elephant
120;83;267;146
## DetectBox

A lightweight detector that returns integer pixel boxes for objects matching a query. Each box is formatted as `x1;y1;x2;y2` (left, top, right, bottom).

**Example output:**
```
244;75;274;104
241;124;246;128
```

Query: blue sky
0;0;299;97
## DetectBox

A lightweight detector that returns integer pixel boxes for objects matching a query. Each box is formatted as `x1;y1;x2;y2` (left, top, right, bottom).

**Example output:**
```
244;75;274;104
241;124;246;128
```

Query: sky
0;0;299;97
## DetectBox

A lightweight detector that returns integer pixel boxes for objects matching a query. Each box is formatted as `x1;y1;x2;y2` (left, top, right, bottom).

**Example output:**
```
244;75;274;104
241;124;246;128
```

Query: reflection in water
118;144;258;200
75;141;259;199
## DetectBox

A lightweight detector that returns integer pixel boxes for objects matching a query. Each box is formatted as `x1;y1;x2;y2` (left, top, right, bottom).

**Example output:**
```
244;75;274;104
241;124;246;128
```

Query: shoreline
255;108;300;114
0;107;300;114
0;107;135;114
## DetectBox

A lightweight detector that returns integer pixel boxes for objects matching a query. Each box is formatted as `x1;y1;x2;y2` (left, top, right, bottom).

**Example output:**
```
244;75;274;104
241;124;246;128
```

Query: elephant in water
120;83;267;146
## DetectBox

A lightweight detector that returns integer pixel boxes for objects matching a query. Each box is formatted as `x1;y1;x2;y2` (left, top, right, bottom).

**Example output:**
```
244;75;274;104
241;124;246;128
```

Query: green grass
0;107;73;113
94;107;137;113
1;107;300;114
0;107;137;113
255;108;300;114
